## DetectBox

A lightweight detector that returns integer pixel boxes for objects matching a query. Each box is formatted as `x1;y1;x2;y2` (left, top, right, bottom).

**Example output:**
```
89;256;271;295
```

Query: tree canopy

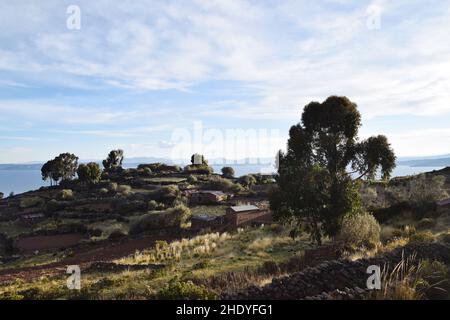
103;149;124;171
77;162;102;185
41;153;79;185
270;96;396;244
221;166;235;178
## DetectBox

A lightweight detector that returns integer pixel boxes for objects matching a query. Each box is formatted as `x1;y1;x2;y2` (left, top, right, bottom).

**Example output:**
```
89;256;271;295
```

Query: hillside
0;164;449;300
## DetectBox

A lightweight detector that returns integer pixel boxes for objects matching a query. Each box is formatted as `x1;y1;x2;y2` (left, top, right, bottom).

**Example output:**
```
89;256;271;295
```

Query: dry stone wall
224;242;450;300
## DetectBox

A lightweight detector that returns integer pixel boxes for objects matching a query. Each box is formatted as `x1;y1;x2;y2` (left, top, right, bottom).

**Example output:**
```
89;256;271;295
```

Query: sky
0;0;450;163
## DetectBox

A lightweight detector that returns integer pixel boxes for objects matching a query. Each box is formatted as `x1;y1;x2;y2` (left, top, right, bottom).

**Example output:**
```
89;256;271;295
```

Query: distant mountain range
1;155;450;170
397;156;450;167
0;157;275;170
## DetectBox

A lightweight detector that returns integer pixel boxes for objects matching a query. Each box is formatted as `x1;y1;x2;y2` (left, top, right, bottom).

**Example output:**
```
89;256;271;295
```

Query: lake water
0;165;445;197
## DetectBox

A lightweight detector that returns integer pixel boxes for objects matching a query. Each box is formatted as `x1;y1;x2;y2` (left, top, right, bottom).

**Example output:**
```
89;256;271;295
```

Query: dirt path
0;235;176;283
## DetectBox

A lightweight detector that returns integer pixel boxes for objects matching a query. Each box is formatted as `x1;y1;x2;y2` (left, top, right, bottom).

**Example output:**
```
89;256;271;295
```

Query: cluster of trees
270;96;396;244
41;149;125;186
41;153;79;186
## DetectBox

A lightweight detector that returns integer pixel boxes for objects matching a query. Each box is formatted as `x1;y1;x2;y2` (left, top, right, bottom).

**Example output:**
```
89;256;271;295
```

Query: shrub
157;279;216;300
409;231;435;243
201;176;242;193
143;167;152;176
117;185;132;196
230;183;245;194
129;205;190;235
148;200;165;211
108;182;118;192
0;192;3;199
338;212;381;250
159;185;180;204
187;175;198;184
99;188;109;195
183;164;213;175
239;175;257;188
416;218;436;230
58;189;74;200
19;196;44;209
221;167;235;178
165;205;192;227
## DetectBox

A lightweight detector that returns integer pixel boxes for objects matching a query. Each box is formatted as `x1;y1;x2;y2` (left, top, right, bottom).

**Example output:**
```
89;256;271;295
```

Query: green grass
190;205;227;217
0;225;315;299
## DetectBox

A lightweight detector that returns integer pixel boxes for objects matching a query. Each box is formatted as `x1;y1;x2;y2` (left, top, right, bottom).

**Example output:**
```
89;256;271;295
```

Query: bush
148;200;165;211
129;205;191;235
338;212;381;250
108;182;118;192
187;175;198;184
0;192;3;199
157;279;216;300
239;175;257;188
58;189;74;200
417;218;436;230
117;185;132;196
159;185;180;204
99;188;109;196
409;231;435;243
183;164;213;175
221;167;235;178
19;196;44;209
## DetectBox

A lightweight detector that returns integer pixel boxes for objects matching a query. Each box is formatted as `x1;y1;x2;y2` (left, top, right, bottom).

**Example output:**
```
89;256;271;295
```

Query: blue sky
1;0;450;163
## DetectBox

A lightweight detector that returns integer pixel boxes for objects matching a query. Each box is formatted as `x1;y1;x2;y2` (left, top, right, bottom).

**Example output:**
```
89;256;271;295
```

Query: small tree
103;149;124;171
77;162;102;185
338;211;381;250
240;175;257;188
221;167;235;178
0;192;3;200
55;153;79;181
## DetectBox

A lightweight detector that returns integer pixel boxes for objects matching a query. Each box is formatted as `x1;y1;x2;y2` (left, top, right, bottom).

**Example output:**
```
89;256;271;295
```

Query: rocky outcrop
224;242;450;300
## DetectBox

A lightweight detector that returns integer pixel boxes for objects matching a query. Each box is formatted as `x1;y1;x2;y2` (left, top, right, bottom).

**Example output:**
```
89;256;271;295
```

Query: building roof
229;205;260;212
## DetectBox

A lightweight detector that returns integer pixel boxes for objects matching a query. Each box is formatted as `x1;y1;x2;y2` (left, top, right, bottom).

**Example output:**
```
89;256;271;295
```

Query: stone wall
224;242;450;300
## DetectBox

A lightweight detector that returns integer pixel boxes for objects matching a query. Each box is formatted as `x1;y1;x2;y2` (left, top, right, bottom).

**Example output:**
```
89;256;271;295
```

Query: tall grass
117;232;233;265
